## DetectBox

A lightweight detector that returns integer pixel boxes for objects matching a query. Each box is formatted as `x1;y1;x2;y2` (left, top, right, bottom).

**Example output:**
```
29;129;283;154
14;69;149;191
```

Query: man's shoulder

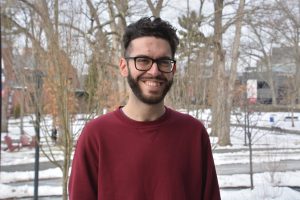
168;108;200;120
168;107;204;126
79;109;121;137
87;109;119;127
167;108;208;140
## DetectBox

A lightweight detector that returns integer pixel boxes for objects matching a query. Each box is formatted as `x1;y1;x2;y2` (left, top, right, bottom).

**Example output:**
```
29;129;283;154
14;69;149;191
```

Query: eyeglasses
125;56;176;73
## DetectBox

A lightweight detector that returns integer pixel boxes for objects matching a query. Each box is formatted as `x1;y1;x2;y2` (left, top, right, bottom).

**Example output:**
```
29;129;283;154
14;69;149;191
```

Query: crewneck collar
115;106;170;128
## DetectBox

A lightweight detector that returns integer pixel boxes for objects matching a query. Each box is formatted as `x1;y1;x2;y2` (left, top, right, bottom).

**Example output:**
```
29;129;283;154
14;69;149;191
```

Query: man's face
120;37;176;105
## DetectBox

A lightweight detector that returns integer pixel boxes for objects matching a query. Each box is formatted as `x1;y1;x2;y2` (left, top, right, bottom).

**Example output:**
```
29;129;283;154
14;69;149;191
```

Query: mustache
138;75;168;82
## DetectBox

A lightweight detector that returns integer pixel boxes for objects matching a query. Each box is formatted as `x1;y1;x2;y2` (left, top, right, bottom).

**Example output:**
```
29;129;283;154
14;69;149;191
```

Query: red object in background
248;98;257;104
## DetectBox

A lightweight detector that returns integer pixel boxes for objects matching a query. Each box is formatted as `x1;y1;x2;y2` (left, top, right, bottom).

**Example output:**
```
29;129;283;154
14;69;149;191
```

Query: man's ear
119;58;128;77
172;63;176;74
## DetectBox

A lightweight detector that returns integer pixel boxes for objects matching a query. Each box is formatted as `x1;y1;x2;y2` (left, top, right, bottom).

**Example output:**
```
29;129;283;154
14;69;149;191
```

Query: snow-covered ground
1;110;300;199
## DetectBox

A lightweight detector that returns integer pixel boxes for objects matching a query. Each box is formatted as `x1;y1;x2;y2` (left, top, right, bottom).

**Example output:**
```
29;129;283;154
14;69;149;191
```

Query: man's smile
143;80;164;87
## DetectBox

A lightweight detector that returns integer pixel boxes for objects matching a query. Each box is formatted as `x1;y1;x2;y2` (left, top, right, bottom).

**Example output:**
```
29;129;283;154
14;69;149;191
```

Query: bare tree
223;0;245;145
146;0;165;17
271;0;300;118
106;0;129;105
234;88;266;190
242;0;299;120
83;0;124;113
1;39;14;133
275;0;300;88
173;0;211;115
1;1;83;198
209;0;247;146
245;16;278;105
1;0;21;133
210;0;228;144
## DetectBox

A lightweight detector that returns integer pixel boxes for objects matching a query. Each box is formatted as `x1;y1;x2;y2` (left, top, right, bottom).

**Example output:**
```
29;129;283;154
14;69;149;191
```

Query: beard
127;69;173;105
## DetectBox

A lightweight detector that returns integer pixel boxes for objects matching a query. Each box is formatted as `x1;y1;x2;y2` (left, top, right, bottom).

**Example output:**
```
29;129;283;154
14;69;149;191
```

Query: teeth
145;81;160;87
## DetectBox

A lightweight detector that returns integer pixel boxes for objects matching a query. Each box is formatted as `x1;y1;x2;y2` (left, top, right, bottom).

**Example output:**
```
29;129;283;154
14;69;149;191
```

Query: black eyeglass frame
125;56;176;73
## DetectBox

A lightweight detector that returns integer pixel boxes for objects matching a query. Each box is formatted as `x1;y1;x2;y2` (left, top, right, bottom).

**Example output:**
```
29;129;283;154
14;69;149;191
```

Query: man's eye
136;58;151;64
158;60;171;65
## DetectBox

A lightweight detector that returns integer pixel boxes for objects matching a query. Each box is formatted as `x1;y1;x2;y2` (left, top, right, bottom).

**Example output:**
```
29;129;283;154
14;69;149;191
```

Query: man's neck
122;98;166;122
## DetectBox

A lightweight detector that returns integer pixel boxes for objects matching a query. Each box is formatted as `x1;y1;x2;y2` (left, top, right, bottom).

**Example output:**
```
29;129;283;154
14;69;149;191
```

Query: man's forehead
127;37;172;55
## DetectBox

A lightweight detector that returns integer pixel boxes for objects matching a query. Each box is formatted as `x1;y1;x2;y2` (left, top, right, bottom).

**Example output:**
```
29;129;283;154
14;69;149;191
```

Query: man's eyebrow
133;55;150;58
157;56;173;60
131;55;173;60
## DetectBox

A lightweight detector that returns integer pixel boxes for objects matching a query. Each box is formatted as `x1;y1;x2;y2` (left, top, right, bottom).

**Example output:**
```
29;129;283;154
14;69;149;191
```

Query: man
69;16;220;200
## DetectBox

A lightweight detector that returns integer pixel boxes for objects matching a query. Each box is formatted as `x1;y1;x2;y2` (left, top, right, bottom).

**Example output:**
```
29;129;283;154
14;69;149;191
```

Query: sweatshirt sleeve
69;122;100;200
201;130;221;200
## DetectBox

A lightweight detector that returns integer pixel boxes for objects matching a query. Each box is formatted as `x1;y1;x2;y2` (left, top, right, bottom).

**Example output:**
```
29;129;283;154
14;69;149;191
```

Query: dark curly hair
123;17;179;58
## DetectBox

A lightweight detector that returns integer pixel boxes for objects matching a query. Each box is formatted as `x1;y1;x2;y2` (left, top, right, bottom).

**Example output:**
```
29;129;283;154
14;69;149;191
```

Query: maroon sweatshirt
69;107;220;200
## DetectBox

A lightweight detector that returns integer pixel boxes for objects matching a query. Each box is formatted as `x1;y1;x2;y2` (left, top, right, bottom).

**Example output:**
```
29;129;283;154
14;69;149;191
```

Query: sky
1;110;300;199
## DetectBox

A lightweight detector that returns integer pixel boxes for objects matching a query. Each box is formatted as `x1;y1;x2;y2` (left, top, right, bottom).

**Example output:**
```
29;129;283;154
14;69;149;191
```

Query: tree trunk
211;0;231;146
294;47;300;106
1;44;13;133
267;57;277;105
1;89;9;132
223;0;245;145
248;132;254;190
107;0;128;104
20;86;26;134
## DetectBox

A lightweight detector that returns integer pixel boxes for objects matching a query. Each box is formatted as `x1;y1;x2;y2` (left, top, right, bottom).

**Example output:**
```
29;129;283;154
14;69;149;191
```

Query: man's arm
202;129;221;200
69;124;99;200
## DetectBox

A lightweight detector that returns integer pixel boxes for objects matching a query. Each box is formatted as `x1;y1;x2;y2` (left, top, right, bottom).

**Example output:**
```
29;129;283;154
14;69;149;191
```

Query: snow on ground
0;168;300;200
1;147;64;166
221;186;300;200
1;111;300;199
1;169;300;199
1;168;62;184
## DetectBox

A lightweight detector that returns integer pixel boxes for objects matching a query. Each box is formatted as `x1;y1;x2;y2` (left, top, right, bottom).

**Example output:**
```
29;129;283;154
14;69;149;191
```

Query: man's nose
147;62;161;76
